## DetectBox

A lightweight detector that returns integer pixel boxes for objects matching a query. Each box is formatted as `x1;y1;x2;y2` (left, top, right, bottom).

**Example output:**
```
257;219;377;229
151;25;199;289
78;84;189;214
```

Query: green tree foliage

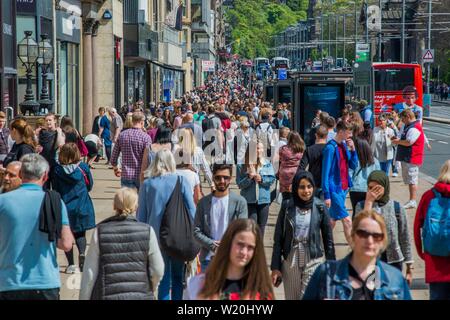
225;0;307;59
286;0;309;12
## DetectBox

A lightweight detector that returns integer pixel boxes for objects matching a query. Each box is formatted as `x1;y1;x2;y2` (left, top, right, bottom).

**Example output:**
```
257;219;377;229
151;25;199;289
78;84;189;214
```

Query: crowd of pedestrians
0;60;448;301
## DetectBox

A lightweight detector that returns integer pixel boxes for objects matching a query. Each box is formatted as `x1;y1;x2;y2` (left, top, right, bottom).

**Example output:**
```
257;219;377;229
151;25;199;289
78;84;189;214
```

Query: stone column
92;21;100;115
82;19;95;135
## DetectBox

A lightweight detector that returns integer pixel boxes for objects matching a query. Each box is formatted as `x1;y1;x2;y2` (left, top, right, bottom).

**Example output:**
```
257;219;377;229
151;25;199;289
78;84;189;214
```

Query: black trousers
105;145;112;162
349;191;367;219
248;203;270;236
0;288;60;300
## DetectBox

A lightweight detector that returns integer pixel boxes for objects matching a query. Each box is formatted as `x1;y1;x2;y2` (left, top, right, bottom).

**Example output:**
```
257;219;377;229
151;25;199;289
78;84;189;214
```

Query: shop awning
149;60;185;73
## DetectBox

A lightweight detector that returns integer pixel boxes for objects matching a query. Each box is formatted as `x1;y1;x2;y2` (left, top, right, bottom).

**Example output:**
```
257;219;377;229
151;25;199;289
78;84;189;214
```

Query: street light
38;34;54;113
18;31;39;115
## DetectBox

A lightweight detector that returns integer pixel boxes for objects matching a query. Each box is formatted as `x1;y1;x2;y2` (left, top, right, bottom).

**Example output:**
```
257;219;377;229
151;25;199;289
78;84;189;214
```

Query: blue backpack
422;189;450;257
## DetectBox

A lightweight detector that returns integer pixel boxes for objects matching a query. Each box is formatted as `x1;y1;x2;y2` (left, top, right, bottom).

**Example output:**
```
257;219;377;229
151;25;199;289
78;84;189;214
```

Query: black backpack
159;177;200;261
202;116;217;150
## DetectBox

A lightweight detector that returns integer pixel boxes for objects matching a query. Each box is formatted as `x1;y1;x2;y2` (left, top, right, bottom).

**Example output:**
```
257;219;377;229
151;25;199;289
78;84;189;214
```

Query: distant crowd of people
0;60;448;301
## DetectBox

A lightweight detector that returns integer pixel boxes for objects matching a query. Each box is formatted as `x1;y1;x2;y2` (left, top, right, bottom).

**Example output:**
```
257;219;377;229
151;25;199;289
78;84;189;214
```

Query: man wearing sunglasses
194;163;248;272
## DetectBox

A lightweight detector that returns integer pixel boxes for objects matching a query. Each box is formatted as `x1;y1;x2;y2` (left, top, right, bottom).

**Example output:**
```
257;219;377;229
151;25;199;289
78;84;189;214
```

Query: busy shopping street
0;0;449;304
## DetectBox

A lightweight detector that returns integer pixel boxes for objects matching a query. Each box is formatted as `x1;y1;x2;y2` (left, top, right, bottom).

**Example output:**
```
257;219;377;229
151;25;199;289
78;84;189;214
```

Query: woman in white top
233;117;254;165
372;114;395;176
176;162;202;205
173;128;214;193
84;133;102;169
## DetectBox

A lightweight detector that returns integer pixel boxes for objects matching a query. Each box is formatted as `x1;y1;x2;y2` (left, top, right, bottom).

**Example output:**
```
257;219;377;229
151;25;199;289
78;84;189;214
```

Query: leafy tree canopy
225;0;308;59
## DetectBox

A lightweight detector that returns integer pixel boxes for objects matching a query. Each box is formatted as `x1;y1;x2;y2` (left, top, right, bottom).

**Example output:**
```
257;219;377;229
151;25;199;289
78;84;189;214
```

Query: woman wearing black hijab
270;170;336;300
355;170;414;285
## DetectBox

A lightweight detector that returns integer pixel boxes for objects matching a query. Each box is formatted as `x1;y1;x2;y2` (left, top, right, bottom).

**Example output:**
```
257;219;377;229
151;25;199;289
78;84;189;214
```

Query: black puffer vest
91;215;154;300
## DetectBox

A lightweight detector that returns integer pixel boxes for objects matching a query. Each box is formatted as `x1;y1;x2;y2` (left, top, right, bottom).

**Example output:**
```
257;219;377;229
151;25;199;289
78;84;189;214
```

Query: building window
57;41;79;127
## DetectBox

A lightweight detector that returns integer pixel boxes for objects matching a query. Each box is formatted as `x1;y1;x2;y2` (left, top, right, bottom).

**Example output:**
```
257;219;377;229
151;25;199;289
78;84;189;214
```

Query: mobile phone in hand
275;276;282;287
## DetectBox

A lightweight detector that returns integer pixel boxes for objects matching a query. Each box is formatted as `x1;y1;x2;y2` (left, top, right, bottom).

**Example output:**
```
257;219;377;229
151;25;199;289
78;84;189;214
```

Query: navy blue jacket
53;162;96;233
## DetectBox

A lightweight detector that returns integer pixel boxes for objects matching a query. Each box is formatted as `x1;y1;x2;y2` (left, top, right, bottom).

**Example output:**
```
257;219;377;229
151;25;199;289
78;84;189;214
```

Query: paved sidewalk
58;163;433;300
423;100;450;124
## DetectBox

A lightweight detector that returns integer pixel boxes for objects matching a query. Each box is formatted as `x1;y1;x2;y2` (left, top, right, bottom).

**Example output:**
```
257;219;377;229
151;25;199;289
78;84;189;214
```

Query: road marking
428;138;435;141
438;141;449;145
425;131;449;138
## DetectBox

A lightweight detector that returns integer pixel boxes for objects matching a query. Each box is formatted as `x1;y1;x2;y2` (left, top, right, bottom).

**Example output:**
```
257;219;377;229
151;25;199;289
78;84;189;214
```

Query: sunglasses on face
214;175;231;182
355;229;384;242
298;184;313;190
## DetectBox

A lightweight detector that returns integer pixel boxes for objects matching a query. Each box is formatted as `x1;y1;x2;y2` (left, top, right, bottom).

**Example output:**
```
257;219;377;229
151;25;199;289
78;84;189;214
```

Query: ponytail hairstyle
10;118;36;149
113;188;138;217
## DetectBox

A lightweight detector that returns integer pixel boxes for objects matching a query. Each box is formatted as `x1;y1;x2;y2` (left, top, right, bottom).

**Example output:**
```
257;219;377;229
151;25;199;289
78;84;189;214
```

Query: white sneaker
392;172;398;177
65;265;78;274
403;200;417;209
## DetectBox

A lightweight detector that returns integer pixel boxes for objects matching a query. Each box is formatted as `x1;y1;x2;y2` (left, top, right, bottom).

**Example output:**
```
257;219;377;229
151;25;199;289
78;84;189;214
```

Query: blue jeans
200;259;211;273
158;253;185;300
380;160;393;176
430;282;450;300
121;178;140;191
248;203;270;236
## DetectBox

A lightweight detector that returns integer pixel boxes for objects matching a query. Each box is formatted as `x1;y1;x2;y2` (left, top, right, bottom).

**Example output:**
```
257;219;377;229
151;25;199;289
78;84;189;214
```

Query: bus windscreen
374;68;415;92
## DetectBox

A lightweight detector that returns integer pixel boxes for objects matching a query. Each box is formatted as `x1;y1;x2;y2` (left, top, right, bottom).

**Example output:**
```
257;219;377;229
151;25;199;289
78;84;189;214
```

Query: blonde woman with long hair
173;128;214;192
137;149;196;300
236;140;276;236
304;210;412;300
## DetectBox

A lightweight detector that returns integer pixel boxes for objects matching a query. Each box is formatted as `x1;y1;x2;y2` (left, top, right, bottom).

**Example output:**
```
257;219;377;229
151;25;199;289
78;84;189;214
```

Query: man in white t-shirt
194;164;248;272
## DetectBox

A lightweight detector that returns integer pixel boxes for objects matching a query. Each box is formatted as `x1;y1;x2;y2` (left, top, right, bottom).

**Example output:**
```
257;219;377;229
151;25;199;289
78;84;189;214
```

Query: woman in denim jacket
303;210;412;300
236;141;276;236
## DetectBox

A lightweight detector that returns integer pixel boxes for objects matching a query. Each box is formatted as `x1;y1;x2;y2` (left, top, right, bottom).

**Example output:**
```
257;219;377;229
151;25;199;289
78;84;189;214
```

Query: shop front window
57;41;79;128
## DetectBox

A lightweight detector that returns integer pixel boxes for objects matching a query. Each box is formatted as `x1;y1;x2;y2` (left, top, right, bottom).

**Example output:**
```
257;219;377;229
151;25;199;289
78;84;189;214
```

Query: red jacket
414;182;450;283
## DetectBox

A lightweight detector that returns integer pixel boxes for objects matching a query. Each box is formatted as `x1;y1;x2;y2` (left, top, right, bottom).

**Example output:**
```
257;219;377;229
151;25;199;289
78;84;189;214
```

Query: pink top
147;128;158;142
278;145;303;193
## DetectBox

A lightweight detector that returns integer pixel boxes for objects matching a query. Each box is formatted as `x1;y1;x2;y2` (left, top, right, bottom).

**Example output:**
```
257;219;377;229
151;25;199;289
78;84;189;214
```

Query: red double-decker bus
373;62;423;117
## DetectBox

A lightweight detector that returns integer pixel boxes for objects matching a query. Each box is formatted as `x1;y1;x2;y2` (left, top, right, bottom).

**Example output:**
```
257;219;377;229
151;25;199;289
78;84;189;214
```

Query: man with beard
194;163;248;272
0;161;22;193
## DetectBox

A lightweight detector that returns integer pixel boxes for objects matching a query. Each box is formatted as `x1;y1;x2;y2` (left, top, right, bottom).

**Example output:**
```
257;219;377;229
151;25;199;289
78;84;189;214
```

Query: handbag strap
79;166;90;187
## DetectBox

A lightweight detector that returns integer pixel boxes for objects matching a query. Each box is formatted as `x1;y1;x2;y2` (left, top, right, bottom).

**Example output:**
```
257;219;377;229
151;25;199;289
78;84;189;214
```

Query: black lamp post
38;34;54;113
18;31;40;115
